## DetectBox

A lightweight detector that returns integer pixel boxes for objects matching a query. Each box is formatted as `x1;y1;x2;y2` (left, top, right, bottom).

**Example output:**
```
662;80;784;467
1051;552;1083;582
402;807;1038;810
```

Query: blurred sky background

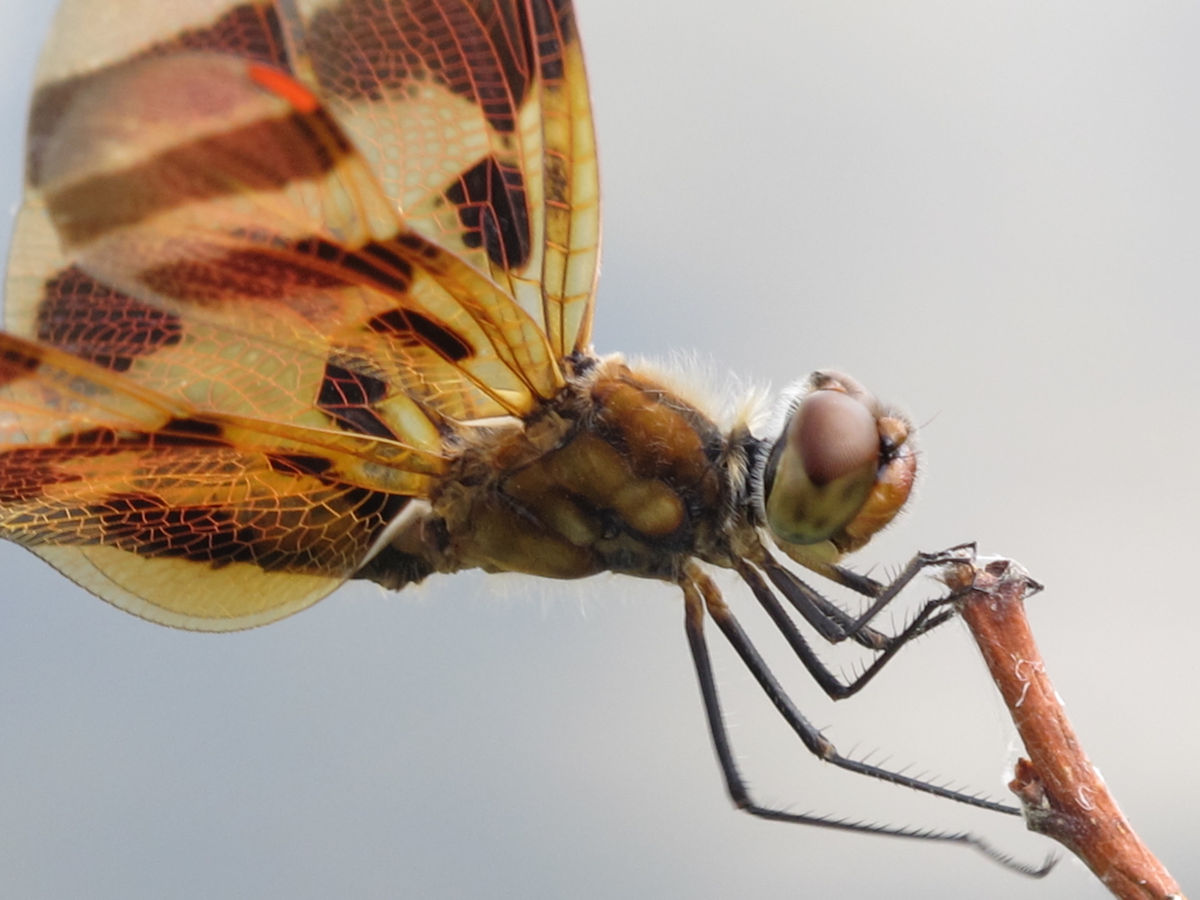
2;2;1197;898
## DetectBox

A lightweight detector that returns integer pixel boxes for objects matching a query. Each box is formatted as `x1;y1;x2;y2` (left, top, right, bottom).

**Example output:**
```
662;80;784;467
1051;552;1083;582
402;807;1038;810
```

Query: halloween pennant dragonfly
0;0;1040;870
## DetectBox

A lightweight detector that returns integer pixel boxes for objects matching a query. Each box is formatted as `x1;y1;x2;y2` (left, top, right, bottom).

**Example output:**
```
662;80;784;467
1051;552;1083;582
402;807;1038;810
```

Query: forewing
292;0;601;357
9;0;599;434
9;28;562;432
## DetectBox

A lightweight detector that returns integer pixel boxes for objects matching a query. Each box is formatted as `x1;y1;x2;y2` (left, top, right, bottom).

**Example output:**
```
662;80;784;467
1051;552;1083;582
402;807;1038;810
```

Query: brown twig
943;556;1184;900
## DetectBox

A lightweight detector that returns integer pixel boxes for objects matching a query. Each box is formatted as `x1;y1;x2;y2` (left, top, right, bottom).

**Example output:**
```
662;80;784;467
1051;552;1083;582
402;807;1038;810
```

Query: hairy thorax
366;356;754;588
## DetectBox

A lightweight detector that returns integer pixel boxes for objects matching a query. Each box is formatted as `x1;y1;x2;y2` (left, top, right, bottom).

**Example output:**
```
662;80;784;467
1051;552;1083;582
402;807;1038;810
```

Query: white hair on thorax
615;350;776;438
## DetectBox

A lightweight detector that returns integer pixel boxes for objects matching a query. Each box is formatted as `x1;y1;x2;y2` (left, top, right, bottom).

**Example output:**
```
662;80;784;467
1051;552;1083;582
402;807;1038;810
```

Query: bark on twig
943;556;1184;900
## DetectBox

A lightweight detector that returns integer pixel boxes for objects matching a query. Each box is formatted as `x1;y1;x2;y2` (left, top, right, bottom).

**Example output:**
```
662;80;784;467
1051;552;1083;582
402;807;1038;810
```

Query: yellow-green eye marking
764;371;916;554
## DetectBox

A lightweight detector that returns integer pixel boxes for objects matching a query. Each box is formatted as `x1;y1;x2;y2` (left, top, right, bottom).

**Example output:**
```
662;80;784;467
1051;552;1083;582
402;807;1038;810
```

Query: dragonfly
0;0;1041;873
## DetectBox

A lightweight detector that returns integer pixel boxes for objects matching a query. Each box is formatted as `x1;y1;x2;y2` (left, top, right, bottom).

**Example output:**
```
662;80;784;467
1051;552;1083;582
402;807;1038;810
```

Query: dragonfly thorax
363;362;915;593
364;355;752;588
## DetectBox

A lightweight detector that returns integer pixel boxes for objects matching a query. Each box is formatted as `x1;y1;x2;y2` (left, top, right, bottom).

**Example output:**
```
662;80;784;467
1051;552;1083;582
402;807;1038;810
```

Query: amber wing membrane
0;0;600;628
293;0;602;357
0;332;444;628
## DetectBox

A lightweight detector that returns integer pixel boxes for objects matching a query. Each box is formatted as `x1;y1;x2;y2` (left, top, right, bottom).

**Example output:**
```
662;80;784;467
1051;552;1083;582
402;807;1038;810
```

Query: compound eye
764;388;879;545
791;389;878;487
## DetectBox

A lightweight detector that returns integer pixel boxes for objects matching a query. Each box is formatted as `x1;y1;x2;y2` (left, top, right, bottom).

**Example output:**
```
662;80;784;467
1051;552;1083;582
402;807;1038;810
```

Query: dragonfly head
760;371;917;563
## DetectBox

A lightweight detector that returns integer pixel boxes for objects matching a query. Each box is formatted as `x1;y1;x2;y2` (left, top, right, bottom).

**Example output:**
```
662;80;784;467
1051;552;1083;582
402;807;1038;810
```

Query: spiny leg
737;559;954;700
679;562;1050;875
760;544;973;651
685;561;1009;811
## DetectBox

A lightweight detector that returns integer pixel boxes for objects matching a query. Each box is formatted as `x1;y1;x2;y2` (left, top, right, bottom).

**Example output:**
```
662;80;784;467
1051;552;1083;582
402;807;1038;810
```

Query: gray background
2;2;1196;898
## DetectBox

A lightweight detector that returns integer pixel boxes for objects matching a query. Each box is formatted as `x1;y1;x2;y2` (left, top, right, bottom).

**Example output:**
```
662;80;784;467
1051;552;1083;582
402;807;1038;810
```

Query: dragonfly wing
1;0;600;627
0;331;442;629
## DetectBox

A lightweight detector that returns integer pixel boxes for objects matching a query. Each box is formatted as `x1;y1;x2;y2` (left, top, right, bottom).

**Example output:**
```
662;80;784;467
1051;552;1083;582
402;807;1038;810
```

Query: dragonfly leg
739;558;956;700
684;561;1012;811
761;543;975;651
680;562;1053;876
